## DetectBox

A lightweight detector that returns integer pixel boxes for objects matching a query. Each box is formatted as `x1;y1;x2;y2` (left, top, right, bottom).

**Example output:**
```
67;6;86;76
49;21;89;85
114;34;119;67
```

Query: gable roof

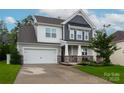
62;10;96;28
69;15;91;27
112;31;124;42
17;24;37;43
34;15;64;25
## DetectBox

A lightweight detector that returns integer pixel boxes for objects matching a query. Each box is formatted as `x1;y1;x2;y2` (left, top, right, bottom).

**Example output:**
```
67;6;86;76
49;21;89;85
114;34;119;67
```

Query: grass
76;65;124;84
0;61;21;84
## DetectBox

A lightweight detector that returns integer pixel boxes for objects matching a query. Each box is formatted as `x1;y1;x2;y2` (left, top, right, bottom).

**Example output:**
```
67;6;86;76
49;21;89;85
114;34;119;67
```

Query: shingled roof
112;31;124;42
34;15;64;25
17;24;37;43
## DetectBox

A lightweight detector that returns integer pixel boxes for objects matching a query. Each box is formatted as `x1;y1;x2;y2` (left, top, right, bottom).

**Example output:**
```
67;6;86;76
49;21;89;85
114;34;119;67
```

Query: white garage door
23;48;57;64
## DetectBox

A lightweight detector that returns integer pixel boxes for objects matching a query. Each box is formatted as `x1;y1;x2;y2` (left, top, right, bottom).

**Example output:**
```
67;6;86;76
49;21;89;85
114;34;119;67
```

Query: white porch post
93;50;97;61
65;44;69;56
6;54;10;64
78;45;82;56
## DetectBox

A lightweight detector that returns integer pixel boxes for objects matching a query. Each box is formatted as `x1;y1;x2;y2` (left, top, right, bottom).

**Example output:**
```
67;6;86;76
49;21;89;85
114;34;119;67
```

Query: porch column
65;44;69;56
93;50;97;61
64;44;69;62
77;45;82;63
78;45;82;56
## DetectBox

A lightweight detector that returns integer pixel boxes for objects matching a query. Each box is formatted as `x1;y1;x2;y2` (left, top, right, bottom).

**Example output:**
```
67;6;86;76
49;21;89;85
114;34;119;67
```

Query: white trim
37;22;62;27
62;9;96;29
23;47;57;51
32;15;38;24
22;47;58;64
76;30;83;40
65;44;69;56
69;25;91;30
69;29;75;40
63;25;65;40
78;45;82;56
84;31;89;41
17;42;60;47
45;28;57;38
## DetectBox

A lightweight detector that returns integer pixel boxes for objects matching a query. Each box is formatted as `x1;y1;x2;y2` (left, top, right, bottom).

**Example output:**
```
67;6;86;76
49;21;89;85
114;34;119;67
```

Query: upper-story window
46;28;51;37
76;30;82;40
69;29;75;40
51;29;56;38
45;28;56;38
84;31;89;41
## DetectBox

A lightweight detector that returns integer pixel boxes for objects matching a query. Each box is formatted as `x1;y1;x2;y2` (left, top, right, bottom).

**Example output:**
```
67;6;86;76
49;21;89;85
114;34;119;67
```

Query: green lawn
0;61;21;84
76;65;124;84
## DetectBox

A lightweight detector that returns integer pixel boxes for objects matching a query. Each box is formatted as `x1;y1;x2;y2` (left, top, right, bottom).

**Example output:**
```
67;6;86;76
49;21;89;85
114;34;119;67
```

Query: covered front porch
58;43;96;64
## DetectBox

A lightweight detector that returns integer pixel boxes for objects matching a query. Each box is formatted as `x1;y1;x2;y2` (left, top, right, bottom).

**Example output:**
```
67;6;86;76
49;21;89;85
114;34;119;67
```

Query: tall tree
0;20;9;44
90;26;118;65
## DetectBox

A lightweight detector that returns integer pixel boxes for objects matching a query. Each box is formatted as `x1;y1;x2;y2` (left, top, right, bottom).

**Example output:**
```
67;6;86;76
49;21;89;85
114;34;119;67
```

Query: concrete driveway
15;64;111;84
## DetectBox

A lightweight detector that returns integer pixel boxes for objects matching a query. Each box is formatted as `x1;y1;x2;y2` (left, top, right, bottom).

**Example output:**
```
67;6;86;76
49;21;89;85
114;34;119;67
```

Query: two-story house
17;10;96;64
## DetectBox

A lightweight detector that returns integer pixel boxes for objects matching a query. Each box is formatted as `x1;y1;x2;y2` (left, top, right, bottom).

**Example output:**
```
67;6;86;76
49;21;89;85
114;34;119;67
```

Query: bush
10;45;22;64
78;60;114;67
0;44;10;61
78;61;104;66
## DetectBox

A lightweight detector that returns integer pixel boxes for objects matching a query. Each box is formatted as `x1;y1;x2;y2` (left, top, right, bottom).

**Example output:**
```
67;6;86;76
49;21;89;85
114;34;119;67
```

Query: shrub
0;44;10;61
10;45;22;64
78;61;104;66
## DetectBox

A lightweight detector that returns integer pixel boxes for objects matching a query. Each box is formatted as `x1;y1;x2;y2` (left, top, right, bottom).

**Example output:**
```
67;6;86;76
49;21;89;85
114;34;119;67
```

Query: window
45;28;56;38
52;29;56;38
84;31;89;41
76;30;82;40
82;48;87;55
46;28;51;37
70;29;74;39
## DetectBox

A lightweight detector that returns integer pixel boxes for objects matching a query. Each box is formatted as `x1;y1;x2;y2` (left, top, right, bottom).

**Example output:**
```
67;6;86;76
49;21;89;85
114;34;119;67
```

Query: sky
0;9;124;34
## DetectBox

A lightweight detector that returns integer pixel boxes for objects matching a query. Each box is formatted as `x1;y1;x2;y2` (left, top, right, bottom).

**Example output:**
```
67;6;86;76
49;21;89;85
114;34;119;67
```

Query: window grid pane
84;31;89;41
70;30;74;39
52;29;56;38
76;31;82;40
46;28;51;37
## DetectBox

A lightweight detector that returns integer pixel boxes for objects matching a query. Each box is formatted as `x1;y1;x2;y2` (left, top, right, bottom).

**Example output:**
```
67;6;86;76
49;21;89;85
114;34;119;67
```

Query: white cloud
88;13;124;33
39;9;78;19
39;9;92;19
39;9;124;34
98;14;124;31
5;16;16;24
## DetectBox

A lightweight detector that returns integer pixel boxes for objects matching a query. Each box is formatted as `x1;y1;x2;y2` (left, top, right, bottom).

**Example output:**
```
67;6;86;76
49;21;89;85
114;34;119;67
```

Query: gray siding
64;15;92;42
69;15;90;27
17;24;37;43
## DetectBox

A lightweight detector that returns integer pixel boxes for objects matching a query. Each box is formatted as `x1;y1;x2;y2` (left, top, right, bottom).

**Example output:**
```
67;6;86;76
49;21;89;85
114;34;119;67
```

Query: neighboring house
17;10;97;64
110;31;124;66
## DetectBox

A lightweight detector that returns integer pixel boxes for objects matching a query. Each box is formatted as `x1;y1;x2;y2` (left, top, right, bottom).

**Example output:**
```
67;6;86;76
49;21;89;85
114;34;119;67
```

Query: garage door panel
23;48;57;64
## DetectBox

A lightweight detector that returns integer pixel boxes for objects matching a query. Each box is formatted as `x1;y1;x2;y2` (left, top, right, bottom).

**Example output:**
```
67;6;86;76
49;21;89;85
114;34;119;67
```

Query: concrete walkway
15;64;111;84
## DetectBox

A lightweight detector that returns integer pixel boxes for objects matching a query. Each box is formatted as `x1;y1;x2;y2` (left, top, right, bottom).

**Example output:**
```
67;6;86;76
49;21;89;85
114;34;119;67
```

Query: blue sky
0;9;124;34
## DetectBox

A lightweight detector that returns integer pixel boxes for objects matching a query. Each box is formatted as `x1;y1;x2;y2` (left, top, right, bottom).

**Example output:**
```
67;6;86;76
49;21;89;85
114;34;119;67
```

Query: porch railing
57;55;93;63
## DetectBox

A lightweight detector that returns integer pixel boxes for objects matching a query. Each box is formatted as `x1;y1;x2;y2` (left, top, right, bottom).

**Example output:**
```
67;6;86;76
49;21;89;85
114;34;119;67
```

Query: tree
14;15;34;31
90;26;118;65
0;20;9;44
0;20;10;60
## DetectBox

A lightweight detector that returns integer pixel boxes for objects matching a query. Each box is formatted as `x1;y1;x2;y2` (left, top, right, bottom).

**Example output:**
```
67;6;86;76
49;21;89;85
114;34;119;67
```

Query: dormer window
45;28;56;38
